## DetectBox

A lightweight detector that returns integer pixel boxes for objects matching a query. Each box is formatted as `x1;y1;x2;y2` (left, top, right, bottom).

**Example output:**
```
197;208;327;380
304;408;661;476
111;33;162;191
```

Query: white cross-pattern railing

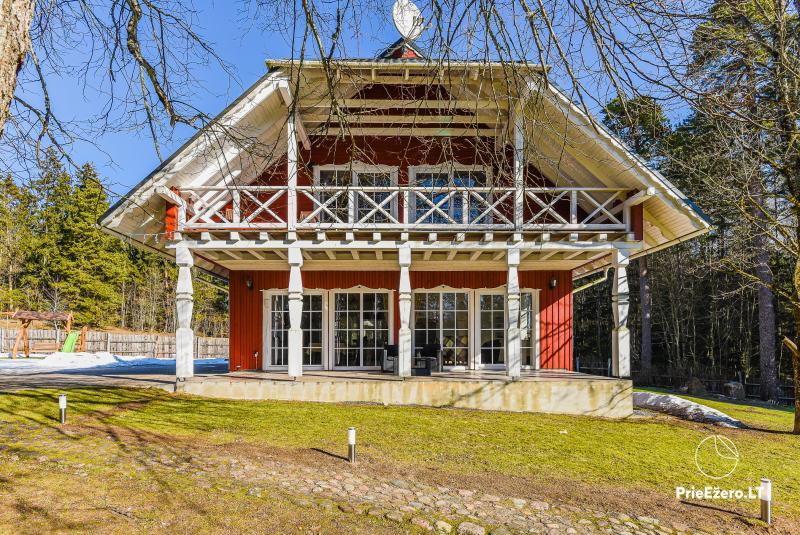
523;188;628;230
181;186;288;229
175;185;632;233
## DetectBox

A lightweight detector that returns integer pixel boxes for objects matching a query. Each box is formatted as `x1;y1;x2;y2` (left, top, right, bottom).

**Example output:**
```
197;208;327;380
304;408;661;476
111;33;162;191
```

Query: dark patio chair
412;343;441;375
382;344;398;373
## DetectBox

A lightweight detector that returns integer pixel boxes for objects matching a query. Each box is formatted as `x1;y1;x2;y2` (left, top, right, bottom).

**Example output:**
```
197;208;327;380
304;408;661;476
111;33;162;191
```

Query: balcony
174;185;633;236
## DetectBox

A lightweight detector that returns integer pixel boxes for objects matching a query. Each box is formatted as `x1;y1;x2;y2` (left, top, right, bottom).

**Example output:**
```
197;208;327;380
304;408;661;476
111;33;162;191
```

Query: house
99;33;709;416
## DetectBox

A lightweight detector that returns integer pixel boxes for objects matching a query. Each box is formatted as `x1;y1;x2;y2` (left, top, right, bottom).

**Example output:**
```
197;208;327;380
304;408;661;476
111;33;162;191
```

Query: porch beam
175;242;194;383
506;248;521;379
168;240;642;252
287;246;304;378
303;99;506;110
611;248;630;378
309;126;500;137
397;246;413;378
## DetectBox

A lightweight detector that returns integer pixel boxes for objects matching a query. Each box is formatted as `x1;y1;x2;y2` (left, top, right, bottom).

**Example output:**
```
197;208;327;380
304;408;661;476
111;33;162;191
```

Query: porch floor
182;369;633;418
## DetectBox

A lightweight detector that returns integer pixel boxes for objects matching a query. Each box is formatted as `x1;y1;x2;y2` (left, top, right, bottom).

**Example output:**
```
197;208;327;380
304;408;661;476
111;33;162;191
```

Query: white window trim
328;287;395;371
408;162;493;185
411;286;472;371
262;289;328;371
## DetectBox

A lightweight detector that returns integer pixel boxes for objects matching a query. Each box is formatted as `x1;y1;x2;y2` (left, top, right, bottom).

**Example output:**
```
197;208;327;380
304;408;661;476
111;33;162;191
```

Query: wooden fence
0;328;228;359
576;358;795;403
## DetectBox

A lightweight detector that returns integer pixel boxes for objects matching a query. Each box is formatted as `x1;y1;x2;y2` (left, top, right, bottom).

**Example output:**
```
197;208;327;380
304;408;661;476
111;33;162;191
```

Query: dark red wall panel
228;269;573;371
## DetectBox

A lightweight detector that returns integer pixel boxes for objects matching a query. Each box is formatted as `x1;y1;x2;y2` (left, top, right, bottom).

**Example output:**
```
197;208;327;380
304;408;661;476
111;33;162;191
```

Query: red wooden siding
228;269;573;371
631;204;644;241
519;271;573;370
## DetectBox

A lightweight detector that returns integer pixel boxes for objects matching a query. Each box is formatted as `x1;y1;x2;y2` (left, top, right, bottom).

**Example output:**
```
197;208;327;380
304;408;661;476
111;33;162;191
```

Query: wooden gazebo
9;311;84;358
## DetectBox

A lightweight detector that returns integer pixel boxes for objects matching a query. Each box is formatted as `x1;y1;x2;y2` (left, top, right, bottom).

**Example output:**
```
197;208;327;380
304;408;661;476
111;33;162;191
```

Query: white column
506;248;521;379
612;249;631;378
175;242;194;381
513;109;525;231
397;245;412;378
287;246;304;378
287;111;298;237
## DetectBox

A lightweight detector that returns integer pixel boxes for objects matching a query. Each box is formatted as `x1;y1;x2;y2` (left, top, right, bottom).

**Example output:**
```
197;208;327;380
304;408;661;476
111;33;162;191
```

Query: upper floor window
409;164;490;225
314;164;398;224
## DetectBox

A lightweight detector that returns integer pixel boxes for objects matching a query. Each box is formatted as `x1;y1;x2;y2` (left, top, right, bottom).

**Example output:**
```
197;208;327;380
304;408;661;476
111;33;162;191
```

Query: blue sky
39;1;401;200
23;1;689;200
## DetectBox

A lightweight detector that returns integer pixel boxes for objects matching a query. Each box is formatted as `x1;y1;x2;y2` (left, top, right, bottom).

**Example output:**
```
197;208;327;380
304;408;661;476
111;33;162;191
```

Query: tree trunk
638;256;653;380
747;176;779;401
0;0;35;138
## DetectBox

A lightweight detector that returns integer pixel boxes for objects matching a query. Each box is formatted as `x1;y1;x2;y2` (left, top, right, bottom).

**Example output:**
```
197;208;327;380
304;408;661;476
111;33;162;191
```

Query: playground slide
61;331;80;353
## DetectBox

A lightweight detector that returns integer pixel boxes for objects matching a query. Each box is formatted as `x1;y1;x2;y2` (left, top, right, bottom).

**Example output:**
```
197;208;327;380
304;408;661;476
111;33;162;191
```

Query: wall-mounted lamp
549;277;558;289
245;277;253;290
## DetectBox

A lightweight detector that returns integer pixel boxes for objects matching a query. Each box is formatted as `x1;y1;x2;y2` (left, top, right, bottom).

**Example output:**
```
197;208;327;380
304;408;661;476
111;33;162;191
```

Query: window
411;166;489;224
315;165;397;224
333;291;390;367
413;292;470;367
268;293;324;367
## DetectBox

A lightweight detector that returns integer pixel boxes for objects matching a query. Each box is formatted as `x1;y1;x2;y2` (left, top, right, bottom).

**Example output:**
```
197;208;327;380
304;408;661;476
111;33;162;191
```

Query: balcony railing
176;185;631;234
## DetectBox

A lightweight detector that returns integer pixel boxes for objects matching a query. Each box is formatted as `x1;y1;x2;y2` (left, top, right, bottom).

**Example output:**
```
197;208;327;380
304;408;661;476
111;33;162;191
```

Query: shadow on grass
311;447;349;462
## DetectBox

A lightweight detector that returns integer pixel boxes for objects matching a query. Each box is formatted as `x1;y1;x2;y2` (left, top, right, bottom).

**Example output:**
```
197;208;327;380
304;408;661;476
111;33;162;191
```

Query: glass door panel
270;294;324;367
520;292;536;368
301;294;323;366
269;295;289;366
479;294;505;366
413;291;469;367
334;292;389;368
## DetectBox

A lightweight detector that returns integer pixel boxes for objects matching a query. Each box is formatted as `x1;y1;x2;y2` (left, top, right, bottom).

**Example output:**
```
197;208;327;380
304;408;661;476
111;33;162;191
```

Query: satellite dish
392;0;425;41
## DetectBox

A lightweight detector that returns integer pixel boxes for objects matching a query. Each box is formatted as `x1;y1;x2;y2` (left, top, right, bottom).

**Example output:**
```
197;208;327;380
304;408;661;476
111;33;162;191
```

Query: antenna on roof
392;0;425;41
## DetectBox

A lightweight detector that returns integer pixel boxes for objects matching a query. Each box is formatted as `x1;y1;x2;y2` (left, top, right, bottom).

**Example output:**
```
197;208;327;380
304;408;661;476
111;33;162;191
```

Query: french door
332;291;390;369
412;291;470;369
475;290;506;368
473;290;539;369
263;292;325;369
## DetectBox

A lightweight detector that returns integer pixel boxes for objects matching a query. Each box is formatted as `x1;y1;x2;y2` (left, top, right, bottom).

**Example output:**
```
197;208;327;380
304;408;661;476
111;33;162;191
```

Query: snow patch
633;391;747;428
0;352;226;374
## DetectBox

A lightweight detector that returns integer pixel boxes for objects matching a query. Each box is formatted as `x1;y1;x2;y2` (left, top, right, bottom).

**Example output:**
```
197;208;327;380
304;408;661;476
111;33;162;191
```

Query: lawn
0;387;798;533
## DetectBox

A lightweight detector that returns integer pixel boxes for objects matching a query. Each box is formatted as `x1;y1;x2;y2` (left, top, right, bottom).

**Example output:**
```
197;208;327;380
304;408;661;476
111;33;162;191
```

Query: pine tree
58;164;128;325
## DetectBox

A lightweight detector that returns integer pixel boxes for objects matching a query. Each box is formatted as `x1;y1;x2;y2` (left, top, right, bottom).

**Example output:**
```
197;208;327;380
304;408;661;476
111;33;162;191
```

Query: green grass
1;387;798;519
